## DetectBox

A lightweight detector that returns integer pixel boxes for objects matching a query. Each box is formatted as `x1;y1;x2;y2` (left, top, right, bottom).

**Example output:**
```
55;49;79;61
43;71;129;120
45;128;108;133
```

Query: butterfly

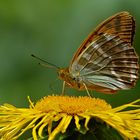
32;11;139;95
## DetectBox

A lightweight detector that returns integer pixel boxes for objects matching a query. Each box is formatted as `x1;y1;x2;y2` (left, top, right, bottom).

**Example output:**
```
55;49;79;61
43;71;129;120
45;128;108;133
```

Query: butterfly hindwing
69;30;138;91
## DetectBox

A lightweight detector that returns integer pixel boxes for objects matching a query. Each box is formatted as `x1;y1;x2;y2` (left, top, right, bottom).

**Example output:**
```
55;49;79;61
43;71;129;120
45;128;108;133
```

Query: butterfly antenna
31;54;60;70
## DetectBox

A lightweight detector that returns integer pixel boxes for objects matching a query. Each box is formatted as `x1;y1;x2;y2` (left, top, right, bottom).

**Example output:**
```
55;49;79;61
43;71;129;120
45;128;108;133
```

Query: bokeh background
0;0;140;108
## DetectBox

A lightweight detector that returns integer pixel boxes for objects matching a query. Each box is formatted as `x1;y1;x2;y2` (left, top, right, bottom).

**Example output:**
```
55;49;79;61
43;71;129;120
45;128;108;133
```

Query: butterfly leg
83;83;91;97
61;81;66;95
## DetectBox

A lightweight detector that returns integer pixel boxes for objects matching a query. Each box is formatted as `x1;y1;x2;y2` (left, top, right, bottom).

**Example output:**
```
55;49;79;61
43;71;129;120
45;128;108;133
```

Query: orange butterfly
32;11;139;95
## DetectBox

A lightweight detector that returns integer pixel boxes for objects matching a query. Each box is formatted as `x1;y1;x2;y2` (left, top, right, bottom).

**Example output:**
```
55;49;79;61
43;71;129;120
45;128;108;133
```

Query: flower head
0;95;140;140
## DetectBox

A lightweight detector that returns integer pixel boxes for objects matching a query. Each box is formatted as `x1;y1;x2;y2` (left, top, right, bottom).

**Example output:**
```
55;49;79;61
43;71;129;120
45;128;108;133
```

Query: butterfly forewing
68;12;138;93
70;11;135;64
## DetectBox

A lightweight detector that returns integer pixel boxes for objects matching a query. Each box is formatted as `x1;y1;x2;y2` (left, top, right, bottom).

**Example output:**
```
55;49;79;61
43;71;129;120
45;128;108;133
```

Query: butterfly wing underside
69;12;139;93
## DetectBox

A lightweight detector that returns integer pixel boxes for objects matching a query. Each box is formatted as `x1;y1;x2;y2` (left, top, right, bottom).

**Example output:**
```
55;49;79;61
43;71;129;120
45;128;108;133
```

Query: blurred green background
0;0;140;108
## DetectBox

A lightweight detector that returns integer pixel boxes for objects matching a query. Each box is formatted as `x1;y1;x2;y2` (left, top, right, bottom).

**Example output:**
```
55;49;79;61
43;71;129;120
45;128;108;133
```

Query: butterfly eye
72;77;76;81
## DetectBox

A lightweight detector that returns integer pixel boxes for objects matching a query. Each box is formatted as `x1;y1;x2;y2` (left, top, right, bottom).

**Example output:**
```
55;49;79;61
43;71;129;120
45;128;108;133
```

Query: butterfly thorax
58;68;84;90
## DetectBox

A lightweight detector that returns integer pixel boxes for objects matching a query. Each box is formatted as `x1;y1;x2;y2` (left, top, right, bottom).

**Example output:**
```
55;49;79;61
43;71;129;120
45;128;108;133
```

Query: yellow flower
0;95;140;140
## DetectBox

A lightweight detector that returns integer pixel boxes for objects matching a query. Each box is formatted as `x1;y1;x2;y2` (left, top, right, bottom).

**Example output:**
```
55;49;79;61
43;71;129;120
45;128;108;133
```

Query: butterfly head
58;68;83;89
58;68;73;86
